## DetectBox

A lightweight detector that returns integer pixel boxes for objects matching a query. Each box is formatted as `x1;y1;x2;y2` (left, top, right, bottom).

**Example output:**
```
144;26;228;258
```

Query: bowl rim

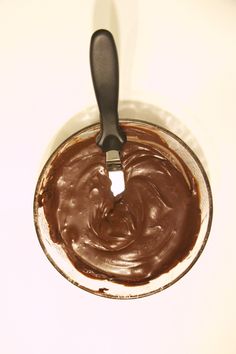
33;118;213;300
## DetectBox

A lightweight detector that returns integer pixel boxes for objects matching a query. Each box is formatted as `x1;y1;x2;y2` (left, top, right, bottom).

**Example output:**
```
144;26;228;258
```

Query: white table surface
1;1;236;353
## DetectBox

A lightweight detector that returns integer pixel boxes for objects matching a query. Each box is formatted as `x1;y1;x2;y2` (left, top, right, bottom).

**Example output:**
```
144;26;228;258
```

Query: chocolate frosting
38;125;201;285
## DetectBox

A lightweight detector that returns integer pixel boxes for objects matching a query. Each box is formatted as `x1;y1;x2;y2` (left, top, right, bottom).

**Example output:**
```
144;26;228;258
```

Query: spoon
90;29;126;195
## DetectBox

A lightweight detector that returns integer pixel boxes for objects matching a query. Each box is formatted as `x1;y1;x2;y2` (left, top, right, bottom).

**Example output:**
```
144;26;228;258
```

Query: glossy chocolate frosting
38;124;201;285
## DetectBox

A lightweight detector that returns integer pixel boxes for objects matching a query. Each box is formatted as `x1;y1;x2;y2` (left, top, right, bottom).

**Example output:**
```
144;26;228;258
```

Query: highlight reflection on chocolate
38;125;201;285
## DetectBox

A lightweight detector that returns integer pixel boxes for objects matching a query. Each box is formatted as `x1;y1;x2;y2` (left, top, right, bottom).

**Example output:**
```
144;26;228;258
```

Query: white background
1;0;236;353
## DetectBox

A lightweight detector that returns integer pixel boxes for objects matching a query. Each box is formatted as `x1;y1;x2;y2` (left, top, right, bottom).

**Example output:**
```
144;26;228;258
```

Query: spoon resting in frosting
37;124;201;285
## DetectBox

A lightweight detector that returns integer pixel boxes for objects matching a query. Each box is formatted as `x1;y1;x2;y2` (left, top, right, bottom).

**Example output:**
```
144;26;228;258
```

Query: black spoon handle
90;29;126;152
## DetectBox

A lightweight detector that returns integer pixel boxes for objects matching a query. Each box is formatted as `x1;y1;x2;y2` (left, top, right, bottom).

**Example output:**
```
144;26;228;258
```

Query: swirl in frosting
38;124;201;285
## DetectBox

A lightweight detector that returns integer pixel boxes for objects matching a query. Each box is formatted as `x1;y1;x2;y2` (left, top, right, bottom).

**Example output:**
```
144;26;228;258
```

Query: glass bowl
34;119;213;299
